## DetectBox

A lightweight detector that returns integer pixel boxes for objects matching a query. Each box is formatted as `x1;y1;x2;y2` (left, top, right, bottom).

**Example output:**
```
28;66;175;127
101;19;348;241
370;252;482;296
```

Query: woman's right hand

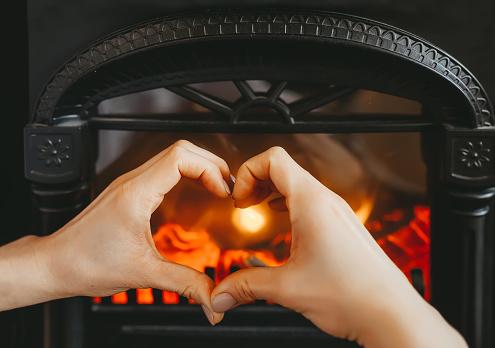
211;147;467;348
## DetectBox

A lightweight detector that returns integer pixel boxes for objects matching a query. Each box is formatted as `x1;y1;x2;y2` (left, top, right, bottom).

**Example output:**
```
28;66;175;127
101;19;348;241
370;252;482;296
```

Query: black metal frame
24;9;495;348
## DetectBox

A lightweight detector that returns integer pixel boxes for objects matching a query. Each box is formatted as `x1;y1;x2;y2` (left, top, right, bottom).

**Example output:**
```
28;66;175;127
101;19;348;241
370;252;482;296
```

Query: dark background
1;0;494;347
1;1;31;346
25;0;495;115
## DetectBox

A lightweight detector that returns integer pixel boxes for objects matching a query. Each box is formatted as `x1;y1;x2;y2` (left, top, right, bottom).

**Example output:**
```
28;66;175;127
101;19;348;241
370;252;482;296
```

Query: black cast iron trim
32;9;494;128
120;325;329;338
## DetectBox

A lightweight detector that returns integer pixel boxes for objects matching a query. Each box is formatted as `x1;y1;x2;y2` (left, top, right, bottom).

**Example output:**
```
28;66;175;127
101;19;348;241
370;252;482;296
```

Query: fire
232;207;266;233
372;206;431;300
152;223;286;281
95;205;431;305
354;198;374;224
152;224;220;273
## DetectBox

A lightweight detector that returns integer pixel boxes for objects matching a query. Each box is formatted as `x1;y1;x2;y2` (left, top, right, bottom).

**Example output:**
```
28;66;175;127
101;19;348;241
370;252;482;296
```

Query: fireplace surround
22;4;495;348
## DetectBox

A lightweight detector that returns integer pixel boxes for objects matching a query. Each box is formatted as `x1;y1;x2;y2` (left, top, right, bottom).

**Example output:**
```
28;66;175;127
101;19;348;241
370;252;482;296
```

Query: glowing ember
136;288;154;304
112;291;128;304
94;206;431;305
375;206;430;300
232;207;266;233
354;198;374;224
163;291;179;304
152;223;220;273
152;223;286;283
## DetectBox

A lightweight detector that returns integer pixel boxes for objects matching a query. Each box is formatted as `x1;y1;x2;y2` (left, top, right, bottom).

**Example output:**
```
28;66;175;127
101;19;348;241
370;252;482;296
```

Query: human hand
4;141;231;324
210;147;467;348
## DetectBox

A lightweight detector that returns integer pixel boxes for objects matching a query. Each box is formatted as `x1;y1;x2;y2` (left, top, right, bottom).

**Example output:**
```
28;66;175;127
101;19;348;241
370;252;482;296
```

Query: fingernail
201;304;215;326
223;180;231;195
212;293;237;313
230;175;236;200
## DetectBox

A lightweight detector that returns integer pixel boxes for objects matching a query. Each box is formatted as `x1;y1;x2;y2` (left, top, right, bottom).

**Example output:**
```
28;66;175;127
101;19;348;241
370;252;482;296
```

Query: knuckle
119;177;139;196
178;284;195;299
177;273;205;300
167;144;185;161
233;276;256;303
267;146;288;158
108;175;125;189
218;158;229;170
173;139;191;149
106;175;136;200
332;192;351;209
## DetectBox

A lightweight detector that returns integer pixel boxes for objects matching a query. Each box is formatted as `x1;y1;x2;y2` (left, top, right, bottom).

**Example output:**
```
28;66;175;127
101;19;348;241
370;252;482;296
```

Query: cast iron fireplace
23;6;494;348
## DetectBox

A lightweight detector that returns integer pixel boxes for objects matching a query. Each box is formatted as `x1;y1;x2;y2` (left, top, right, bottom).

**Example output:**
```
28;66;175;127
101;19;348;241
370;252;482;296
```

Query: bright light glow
354;198;374;224
232;207;266;233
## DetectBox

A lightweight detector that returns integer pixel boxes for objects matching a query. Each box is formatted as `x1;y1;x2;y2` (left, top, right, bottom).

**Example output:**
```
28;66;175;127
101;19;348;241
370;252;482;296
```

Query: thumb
211;267;280;312
146;259;224;325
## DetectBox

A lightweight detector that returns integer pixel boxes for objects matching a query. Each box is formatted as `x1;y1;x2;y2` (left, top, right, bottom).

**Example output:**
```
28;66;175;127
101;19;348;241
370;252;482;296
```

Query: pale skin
212;146;468;348
0;140;230;324
0;141;467;348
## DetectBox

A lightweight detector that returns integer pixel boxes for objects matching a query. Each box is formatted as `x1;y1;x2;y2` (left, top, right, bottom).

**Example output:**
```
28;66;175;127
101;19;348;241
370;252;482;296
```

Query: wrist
39;231;83;299
29;233;76;301
0;234;67;310
355;279;467;348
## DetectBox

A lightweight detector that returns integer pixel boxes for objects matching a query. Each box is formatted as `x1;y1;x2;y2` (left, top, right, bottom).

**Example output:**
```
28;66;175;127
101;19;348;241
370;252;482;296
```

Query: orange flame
152;223;287;284
375;206;430;300
95;205;430;305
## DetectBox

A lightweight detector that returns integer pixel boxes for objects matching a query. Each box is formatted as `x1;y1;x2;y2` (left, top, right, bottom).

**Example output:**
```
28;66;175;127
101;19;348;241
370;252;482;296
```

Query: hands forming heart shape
1;140;467;348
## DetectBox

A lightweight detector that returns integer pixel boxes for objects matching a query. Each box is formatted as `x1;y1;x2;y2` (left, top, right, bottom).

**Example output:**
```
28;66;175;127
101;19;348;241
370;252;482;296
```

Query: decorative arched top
33;9;494;128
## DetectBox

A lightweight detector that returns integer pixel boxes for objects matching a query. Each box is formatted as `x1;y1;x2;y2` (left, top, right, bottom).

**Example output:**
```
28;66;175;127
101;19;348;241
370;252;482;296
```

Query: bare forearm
358;285;468;348
0;235;63;311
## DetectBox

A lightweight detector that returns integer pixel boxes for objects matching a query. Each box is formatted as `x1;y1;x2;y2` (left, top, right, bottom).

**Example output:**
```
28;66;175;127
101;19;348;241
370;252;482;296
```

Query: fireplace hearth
23;5;494;348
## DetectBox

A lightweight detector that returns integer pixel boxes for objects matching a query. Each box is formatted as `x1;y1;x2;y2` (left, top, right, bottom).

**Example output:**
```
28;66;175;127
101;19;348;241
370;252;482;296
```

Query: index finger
130;144;231;215
233;147;317;206
126;140;231;182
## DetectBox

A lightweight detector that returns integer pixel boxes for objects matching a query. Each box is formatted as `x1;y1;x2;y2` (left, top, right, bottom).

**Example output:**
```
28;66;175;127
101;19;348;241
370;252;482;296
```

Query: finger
117;141;180;180
233;147;316;207
210;267;281;312
234;184;272;209
174;148;231;197
173;140;231;181
147;259;224;325
268;196;288;212
138;146;231;212
126;140;230;181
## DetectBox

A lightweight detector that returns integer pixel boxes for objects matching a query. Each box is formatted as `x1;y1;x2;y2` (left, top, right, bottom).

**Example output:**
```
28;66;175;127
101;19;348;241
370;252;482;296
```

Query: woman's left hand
0;140;230;325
